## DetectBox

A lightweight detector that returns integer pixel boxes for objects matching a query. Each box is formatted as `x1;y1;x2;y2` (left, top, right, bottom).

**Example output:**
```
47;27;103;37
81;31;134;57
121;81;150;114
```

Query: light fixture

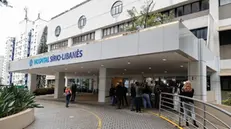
142;72;144;74
162;59;167;61
180;65;184;68
124;69;127;71
122;73;125;75
149;67;152;70
127;62;131;64
65;68;67;70
164;71;167;73
101;64;104;67
81;66;83;69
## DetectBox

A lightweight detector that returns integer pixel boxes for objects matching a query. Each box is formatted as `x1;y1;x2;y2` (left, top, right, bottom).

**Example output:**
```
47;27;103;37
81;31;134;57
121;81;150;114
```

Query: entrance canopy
8;21;218;76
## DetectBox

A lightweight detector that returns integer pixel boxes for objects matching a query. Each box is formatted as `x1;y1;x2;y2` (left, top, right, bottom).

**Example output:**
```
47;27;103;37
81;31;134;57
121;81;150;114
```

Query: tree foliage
0;0;12;8
37;26;48;89
126;0;173;31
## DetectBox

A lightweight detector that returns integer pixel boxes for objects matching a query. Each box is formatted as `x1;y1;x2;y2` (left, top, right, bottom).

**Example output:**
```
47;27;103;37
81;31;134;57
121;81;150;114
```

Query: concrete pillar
95;29;102;40
27;74;36;92
54;72;65;99
89;78;93;91
68;38;73;47
98;68;111;102
210;72;221;104
188;61;207;101
65;77;68;87
48;45;51;52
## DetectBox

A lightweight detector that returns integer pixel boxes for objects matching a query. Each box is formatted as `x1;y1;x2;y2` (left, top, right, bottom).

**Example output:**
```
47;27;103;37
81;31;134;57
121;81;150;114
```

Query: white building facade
3;13;47;85
8;0;231;104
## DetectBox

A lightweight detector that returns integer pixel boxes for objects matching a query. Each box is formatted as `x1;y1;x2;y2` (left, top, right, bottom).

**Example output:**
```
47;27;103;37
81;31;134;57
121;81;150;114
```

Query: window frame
78;15;87;29
111;1;123;17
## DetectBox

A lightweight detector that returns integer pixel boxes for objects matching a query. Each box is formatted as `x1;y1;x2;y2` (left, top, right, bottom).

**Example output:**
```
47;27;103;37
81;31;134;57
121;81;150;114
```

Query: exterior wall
47;0;190;44
219;3;231;20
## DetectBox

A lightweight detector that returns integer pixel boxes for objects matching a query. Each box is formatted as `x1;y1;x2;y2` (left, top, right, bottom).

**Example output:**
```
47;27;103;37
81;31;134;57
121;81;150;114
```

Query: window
201;0;209;10
169;9;175;17
190;27;208;41
192;2;200;13
111;1;123;17
55;26;61;37
78;15;87;29
50;40;68;51
73;32;95;45
220;0;231;6
184;4;191;15
176;7;183;17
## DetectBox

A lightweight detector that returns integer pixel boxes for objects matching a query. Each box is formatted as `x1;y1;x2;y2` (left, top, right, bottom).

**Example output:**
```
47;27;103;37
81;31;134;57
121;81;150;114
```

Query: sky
0;0;85;56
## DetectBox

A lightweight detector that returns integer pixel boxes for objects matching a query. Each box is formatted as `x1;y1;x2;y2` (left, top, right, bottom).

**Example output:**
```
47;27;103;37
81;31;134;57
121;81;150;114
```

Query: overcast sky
0;0;85;56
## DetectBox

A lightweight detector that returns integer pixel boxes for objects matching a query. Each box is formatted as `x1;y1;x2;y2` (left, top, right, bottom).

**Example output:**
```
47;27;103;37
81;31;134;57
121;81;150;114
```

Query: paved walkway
26;100;176;129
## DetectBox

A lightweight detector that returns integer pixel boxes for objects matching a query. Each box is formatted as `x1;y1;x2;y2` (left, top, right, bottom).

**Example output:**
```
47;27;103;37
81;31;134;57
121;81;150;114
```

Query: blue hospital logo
29;59;33;67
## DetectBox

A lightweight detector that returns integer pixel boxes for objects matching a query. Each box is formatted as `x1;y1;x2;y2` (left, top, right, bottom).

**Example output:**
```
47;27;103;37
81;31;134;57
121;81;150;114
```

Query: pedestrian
142;84;152;109
130;83;136;111
180;81;199;127
65;86;72;108
71;82;77;102
135;82;143;113
109;84;116;106
116;82;123;109
122;84;128;106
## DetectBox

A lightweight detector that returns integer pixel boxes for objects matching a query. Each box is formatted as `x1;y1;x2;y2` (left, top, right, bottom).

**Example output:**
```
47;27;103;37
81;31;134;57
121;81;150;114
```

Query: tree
126;0;173;31
36;26;48;88
0;0;13;8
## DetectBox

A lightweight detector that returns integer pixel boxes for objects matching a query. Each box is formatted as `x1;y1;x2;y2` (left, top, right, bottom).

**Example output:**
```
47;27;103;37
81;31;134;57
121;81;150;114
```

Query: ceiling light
122;73;124;75
149;67;152;69
127;62;131;64
124;69;127;71
180;65;184;68
81;66;83;69
142;72;144;74
162;59;167;61
164;71;167;73
101;64;104;67
65;68;67;70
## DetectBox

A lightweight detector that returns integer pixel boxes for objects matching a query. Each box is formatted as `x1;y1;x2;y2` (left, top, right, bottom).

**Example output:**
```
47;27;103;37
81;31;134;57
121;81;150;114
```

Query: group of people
109;80;199;127
109;81;155;112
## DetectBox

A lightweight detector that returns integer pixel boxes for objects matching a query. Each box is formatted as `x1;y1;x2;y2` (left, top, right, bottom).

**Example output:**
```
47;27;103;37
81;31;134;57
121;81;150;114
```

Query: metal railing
158;92;231;129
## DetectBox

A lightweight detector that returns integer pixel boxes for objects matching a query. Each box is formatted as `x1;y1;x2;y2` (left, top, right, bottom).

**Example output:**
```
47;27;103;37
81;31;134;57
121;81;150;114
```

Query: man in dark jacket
116;82;123;109
130;83;136;111
122;85;128;106
71;83;77;102
109;84;116;106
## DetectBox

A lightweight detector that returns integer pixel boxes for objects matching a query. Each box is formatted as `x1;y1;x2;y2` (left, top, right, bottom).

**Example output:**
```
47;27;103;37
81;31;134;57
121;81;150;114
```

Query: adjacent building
8;0;231;103
2;11;47;85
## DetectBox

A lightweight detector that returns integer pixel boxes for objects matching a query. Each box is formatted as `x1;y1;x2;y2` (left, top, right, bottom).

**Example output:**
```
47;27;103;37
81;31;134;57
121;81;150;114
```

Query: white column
210;72;221;104
48;45;51;52
95;29;102;40
65;77;68;87
89;78;93;91
98;68;111;102
54;72;65;99
188;61;207;101
68;38;73;47
27;74;37;92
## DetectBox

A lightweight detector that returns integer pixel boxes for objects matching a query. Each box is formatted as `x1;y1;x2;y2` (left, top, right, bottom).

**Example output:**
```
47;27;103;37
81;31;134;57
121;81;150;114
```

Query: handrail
158;92;231;129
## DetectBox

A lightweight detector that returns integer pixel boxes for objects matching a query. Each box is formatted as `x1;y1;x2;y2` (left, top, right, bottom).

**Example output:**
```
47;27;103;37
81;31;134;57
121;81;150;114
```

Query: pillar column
68;38;73;47
65;77;68;87
188;61;207;101
98;68;111;102
54;72;65;99
210;72;221;104
27;74;37;92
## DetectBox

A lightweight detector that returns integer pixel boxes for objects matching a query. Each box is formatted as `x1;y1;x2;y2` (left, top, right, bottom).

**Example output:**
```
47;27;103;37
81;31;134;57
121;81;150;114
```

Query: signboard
29;49;83;66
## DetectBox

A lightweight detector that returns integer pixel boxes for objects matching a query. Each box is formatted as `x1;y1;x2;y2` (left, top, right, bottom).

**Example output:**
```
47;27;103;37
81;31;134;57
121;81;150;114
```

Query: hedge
33;87;54;96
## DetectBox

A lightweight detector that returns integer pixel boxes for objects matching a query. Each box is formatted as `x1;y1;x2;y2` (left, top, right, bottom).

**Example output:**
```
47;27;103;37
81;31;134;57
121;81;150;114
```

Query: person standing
142;84;152;109
116;82;123;109
109;84;116;106
130;83;136;111
135;82;143;113
122;84;128;106
180;81;199;127
65;86;72;108
71;83;77;102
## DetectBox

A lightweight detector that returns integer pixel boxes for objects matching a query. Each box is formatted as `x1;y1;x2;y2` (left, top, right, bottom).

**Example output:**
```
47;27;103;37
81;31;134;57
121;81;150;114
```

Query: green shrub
0;86;43;118
222;92;231;106
33;87;54;96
